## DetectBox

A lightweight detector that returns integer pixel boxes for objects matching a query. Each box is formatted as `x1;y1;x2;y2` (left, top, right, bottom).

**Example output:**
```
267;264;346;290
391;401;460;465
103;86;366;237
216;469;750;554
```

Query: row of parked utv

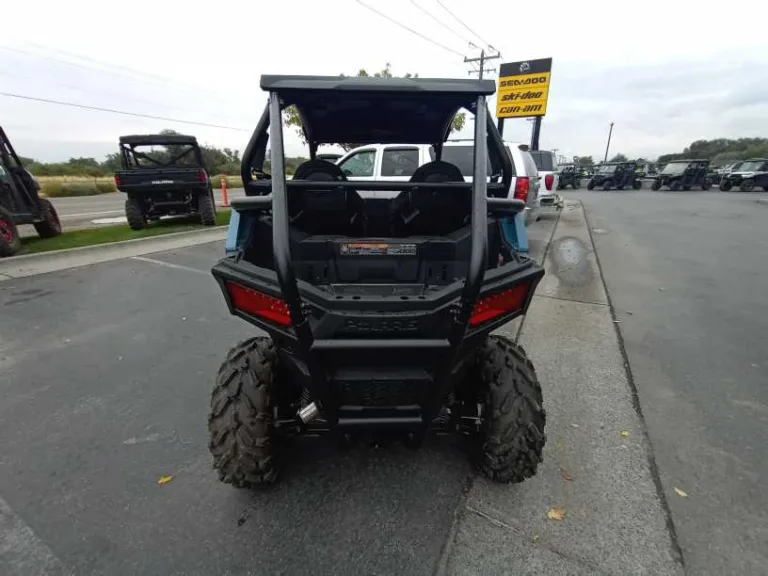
558;157;768;193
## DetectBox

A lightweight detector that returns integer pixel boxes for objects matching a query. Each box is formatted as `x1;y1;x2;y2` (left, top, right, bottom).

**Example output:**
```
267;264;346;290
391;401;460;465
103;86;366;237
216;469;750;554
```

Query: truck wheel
740;179;755;192
33;198;62;238
0;206;22;257
125;195;146;230
719;181;732;192
199;191;216;226
209;337;280;487
651;180;661;191
475;335;546;483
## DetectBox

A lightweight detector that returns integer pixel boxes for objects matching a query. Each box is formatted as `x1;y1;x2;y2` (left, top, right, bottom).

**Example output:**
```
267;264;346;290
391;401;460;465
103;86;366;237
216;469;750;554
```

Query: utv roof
119;134;199;146
667;158;708;163
261;74;496;145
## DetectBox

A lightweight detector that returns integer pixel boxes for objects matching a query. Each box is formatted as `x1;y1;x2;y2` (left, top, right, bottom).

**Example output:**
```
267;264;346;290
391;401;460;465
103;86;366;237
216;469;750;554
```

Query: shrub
96;180;117;194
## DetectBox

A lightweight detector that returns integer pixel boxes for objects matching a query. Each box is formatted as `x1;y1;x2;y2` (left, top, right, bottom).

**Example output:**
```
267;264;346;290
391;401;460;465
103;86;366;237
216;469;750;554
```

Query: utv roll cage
219;75;533;428
118;134;205;170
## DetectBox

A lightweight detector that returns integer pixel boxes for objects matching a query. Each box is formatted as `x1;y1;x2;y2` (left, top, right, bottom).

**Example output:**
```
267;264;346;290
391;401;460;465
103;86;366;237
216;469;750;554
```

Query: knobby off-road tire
199;191;216;226
476;335;546;483
0;206;22;257
33;198;62;238
651;180;661;191
209;337;279;487
740;179;755;192
125;195;146;230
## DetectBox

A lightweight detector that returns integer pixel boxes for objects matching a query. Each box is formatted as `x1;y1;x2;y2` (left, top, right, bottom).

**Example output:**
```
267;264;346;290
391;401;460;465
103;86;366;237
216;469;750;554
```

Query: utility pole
465;48;500;80
604;122;614;162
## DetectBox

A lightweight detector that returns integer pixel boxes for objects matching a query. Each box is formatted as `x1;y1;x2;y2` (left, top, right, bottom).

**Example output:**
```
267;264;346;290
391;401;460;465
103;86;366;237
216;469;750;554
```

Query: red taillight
225;281;293;326
114;174;121;187
470;284;530;327
199;169;208;183
545;174;554;190
514;177;530;202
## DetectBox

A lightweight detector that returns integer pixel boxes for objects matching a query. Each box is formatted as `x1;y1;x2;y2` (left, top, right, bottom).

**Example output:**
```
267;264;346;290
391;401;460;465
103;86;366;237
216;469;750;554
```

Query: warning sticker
339;242;417;256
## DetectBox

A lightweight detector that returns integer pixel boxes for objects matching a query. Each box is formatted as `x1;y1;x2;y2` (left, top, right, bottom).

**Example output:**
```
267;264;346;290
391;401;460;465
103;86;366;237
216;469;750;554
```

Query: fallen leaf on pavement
532;534;540;543
560;468;574;481
547;507;567;521
626;311;634;316
620;430;630;438
158;475;174;486
674;487;688;498
570;423;580;428
613;320;623;324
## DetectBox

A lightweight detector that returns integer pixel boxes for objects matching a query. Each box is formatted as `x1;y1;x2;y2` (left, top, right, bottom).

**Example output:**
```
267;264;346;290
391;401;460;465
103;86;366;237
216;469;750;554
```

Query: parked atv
587;161;642;190
651;159;712;191
558;164;581;189
0;127;62;257
208;74;547;486
113;134;216;230
718;158;768;192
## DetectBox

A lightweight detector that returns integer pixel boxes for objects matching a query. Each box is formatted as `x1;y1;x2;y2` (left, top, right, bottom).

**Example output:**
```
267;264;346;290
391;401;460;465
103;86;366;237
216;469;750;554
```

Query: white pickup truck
335;140;541;223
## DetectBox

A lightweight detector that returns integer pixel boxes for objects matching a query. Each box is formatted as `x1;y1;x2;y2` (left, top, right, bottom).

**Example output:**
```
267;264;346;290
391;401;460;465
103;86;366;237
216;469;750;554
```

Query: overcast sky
2;0;767;163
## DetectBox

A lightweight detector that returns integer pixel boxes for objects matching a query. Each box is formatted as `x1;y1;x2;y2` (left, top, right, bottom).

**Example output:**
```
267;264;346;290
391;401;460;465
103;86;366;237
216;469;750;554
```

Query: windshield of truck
530;151;555;171
597;164;616;174
661;162;688;175
736;161;765;172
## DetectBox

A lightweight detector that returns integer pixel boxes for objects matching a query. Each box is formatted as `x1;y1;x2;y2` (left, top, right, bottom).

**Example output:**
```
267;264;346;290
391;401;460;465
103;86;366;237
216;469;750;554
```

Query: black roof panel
119;134;198;146
261;74;495;145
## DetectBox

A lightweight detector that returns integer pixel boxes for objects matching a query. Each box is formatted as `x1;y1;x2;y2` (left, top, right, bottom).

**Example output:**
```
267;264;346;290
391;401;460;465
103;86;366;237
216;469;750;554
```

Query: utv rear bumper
211;255;543;429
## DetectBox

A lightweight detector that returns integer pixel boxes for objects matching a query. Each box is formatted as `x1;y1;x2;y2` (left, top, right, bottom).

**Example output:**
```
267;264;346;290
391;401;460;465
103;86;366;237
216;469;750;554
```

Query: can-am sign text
496;58;552;119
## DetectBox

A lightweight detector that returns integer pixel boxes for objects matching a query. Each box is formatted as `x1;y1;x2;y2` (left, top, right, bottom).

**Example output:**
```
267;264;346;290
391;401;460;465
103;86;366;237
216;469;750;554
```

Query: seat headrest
293;160;346;182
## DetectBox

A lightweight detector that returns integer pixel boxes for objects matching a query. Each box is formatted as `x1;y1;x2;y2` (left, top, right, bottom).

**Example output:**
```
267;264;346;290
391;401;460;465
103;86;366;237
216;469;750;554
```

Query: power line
0;91;248;131
409;0;476;48
436;0;495;51
356;0;465;58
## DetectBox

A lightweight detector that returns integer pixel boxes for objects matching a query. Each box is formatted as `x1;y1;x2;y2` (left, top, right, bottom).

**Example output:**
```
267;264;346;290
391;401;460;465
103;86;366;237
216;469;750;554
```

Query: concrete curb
0;227;228;281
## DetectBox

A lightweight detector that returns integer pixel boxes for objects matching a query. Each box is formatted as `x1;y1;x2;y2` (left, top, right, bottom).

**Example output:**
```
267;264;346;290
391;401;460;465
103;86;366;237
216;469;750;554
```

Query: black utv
0;127;62;257
718;158;768;192
587;161;642;190
208;75;547;486
114;134;216;230
651;159;712;191
557;164;581;189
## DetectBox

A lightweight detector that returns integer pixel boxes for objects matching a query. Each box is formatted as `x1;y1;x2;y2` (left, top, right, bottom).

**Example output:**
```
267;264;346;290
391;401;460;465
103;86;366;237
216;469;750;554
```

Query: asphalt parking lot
2;189;766;574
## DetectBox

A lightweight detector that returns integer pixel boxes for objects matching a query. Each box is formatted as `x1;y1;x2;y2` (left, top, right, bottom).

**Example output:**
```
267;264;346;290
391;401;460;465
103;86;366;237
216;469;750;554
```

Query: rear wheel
199;191;216;226
0;206;22;257
573;179;581;189
670;181;681;191
740;179;755;192
587;180;595;190
651;180;661;191
701;180;712;191
633;180;642;190
33;198;62;238
125;195;146;230
209;337;281;487
720;181;732;191
603;182;612;191
474;335;546;483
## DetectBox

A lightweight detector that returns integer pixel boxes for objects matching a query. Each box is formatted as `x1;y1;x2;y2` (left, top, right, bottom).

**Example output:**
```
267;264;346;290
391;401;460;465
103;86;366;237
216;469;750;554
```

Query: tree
657;138;768;167
283;63;466;151
577;156;594;166
609;153;628;162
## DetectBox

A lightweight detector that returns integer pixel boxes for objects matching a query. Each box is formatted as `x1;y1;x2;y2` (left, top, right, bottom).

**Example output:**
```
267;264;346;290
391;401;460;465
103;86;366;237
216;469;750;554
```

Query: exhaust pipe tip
298;402;319;424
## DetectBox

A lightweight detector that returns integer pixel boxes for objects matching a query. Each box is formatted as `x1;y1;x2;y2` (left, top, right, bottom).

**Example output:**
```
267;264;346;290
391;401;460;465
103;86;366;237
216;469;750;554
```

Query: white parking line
59;210;124;220
131;256;210;276
0;496;69;574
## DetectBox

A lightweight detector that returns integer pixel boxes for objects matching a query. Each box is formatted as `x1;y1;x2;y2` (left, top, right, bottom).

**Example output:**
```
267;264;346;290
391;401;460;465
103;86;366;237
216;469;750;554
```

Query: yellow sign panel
496;58;553;119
